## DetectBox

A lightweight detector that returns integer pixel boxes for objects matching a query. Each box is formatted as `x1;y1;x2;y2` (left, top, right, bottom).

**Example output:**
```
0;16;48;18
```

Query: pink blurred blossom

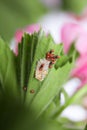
14;24;40;55
61;23;84;53
71;55;87;87
76;32;87;55
61;23;87;55
61;23;87;86
39;9;87;43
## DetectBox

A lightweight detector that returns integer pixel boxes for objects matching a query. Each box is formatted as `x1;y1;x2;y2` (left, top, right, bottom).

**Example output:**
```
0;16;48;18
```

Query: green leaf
15;33;39;101
55;55;71;68
55;43;80;71
42;102;57;118
84;124;87;130
42;90;61;118
25;34;63;105
30;62;72;118
15;33;73;118
52;85;87;119
0;93;75;130
0;37;19;99
0;30;84;130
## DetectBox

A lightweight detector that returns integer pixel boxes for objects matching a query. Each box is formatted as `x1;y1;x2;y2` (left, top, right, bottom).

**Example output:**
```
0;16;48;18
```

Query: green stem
52;85;87;119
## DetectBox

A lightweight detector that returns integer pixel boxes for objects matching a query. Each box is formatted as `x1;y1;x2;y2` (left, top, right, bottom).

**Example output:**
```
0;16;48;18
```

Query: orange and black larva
35;50;60;81
23;50;60;94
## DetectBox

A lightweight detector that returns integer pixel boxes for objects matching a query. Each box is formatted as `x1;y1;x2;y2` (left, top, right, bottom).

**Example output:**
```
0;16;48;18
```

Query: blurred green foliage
0;0;46;41
0;0;87;41
62;0;87;14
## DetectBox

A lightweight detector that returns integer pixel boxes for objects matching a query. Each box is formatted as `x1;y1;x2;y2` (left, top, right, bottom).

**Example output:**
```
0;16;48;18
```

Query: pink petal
76;32;87;55
25;24;40;34
76;55;87;67
14;24;40;56
14;30;23;55
71;55;87;86
61;23;83;53
15;30;23;43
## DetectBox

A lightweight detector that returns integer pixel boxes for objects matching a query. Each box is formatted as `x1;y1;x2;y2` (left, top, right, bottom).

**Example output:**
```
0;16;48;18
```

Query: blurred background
0;0;87;41
0;0;46;41
0;0;87;126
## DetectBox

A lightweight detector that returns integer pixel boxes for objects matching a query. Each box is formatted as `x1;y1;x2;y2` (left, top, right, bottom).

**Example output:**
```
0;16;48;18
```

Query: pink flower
76;32;87;55
61;23;87;55
71;55;87;87
61;23;87;86
14;24;40;55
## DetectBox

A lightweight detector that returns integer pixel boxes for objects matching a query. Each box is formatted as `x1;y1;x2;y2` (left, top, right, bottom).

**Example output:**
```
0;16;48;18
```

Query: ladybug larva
35;50;60;81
